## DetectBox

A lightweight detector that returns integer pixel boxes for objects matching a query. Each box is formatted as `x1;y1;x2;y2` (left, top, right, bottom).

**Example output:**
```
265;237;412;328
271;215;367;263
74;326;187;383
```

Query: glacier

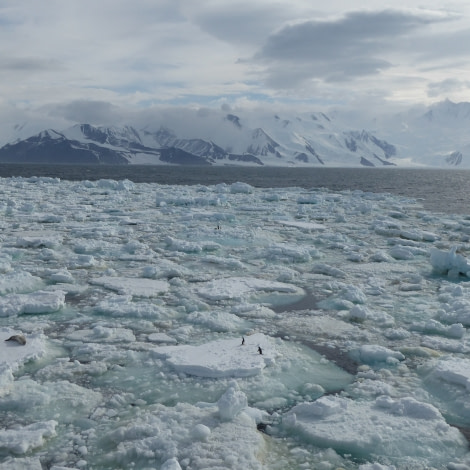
2;99;470;167
1;176;470;468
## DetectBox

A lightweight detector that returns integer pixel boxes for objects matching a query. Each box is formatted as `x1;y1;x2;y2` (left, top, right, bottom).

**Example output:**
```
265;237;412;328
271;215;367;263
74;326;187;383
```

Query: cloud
178;0;301;46
252;9;457;88
46;100;123;125
0;57;63;72
1;1;470;122
412;27;470;65
427;78;470;98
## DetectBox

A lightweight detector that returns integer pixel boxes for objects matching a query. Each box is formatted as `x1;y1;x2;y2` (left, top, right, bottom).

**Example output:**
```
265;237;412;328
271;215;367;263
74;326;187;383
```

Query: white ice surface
195;277;303;301
154;333;277;378
278;220;325;231
0;328;46;397
0;272;44;295
99;386;266;470
0;290;65;317
0;457;43;470
283;395;467;466
2;177;470;469
90;276;169;297
0;420;57;455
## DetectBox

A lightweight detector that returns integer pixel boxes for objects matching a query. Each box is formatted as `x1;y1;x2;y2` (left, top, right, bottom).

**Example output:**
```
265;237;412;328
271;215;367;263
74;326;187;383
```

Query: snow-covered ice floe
90;276;169;297
153;333;277;378
3;176;470;469
1;328;46;397
281;395;467;467
0;290;65;317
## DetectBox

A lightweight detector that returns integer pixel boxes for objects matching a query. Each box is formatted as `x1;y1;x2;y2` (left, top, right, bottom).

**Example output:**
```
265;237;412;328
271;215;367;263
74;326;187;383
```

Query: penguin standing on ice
241;337;245;345
258;346;263;355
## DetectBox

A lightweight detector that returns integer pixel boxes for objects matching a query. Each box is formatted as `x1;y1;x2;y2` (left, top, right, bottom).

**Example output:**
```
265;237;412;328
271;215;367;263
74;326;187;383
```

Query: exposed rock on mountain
1;99;469;167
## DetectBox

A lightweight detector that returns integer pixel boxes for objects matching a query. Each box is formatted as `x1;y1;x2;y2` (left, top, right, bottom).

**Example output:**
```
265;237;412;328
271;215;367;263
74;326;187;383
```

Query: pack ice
1;176;470;469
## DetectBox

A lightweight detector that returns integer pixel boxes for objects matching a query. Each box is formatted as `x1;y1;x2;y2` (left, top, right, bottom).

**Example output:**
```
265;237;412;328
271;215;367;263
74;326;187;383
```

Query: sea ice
0;290;65;317
90;276;169;297
66;325;136;343
0;457;43;470
154;333;276;378
431;246;470;276
282;394;467;466
2;177;470;469
99;386;266;469
147;332;178;344
0;420;57;455
0;328;45;396
14;231;63;249
0;378;103;424
0;271;44;295
217;381;248;420
278;220;325;231
351;344;405;365
195;276;303;302
94;294;173;319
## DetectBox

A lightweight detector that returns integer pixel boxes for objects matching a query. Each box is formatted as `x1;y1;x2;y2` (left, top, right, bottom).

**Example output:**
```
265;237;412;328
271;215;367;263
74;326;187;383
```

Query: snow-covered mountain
370;99;470;168
0;100;469;167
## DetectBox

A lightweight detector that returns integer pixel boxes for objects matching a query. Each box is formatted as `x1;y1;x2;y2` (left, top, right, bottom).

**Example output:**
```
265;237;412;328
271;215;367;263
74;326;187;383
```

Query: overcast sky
1;0;470;127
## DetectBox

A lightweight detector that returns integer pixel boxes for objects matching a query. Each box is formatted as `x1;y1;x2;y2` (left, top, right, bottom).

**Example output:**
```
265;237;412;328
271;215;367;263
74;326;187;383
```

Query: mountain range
1;99;469;167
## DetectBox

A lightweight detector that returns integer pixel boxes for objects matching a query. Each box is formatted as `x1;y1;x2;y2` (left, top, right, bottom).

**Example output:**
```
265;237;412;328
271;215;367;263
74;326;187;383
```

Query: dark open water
0;164;468;215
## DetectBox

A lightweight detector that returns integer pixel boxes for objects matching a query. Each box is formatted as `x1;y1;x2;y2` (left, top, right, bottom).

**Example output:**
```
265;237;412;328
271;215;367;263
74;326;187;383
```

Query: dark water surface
0;164;468;215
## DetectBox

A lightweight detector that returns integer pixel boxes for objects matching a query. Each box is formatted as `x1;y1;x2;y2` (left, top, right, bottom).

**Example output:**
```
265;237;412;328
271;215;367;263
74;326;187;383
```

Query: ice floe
0;290;65;317
154;333;277;378
0;328;46;397
281;394;467;467
0;420;57;455
90;276;169;297
195;276;303;302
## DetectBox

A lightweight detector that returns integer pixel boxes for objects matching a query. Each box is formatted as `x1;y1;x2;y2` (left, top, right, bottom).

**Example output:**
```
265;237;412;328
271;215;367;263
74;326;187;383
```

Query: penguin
258;346;263;355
